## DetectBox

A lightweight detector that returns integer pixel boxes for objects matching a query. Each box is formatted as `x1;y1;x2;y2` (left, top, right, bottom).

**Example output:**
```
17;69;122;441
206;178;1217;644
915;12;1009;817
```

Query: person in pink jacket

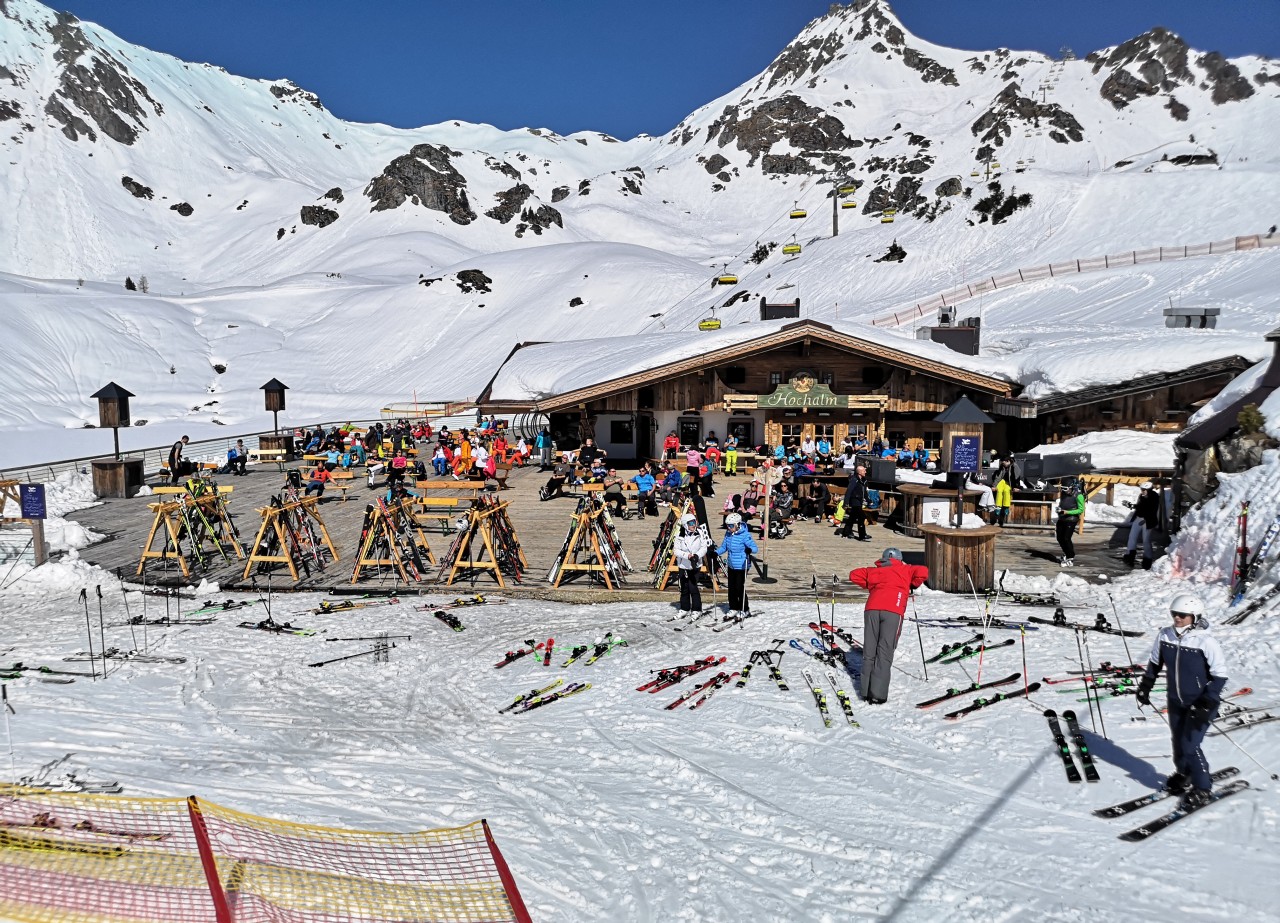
848;548;929;703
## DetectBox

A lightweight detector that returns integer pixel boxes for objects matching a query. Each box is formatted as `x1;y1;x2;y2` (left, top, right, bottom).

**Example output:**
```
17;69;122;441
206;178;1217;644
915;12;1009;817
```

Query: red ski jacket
848;559;929;615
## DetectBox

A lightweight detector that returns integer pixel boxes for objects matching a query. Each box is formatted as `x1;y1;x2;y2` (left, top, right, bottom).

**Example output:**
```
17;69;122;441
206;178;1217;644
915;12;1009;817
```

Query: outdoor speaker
1015;453;1044;481
855;454;897;486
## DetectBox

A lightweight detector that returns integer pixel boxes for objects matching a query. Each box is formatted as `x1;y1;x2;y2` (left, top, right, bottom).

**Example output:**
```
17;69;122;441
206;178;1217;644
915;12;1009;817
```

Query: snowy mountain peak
1087;26;1257;109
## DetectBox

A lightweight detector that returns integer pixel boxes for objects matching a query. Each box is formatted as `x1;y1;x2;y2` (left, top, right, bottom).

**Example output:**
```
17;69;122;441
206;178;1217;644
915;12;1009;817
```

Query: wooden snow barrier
0;787;532;923
241;495;338;582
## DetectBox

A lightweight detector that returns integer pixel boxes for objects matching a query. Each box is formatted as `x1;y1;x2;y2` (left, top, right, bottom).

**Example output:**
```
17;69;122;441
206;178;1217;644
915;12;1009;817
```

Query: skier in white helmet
1135;592;1228;809
673;513;710;614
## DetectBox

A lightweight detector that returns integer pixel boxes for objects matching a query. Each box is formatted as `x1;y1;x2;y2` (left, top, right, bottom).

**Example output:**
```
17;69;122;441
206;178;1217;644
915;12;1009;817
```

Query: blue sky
54;0;1280;139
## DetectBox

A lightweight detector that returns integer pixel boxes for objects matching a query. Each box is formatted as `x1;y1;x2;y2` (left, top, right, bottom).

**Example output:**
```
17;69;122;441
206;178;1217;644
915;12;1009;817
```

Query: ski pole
1209;716;1280;780
1074;628;1096;732
1081;628;1107;738
964;566;994;685
909;591;928;682
3;685;16;786
116;569;138;653
79;589;96;681
95;585;108;674
1019;623;1029;696
1106;592;1136;668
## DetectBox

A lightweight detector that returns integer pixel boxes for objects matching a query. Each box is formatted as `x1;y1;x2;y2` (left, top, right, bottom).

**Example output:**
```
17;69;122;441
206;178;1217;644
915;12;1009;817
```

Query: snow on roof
485;319;1017;403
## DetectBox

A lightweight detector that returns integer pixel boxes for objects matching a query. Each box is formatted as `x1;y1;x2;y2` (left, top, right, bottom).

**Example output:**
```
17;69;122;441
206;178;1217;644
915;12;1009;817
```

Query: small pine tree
139;275;149;293
124;276;136;291
1238;403;1266;435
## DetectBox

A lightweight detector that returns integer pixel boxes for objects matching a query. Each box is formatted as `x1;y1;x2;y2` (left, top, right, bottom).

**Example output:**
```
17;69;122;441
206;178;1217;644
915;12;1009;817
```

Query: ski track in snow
1;533;1276;922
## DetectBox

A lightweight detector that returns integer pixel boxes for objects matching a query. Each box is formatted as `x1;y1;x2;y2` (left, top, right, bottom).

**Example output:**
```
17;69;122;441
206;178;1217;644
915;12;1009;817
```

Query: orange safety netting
0;787;531;923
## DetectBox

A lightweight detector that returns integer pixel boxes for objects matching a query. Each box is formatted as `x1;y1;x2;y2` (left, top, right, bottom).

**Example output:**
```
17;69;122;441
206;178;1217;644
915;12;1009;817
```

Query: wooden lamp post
259;379;295;459
89;382;144;498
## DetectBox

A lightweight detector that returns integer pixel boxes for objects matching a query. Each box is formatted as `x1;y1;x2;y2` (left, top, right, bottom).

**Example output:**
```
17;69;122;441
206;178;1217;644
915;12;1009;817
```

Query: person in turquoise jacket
714;513;759;616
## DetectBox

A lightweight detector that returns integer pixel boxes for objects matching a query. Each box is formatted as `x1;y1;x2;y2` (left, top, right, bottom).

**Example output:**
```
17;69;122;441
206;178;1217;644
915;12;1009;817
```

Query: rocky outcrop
44;12;161;145
363;143;475;224
300;205;338;227
269;81;323;109
703;153;729;174
169;202;193;217
485;156;521;181
322;187;344;203
515;204;563;238
0;98;17;120
121;175;153;199
455;269;491;294
707;95;853;167
485;184;534;224
863;176;925;215
1197;52;1254;104
550;185;571;203
1165;96;1190;121
971;83;1084;146
935;177;962;197
761;30;846;92
1088;28;1198;110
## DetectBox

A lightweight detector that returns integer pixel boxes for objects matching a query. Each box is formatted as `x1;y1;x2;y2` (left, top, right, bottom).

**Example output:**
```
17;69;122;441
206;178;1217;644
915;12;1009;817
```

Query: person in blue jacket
629;465;657;520
1135;592;1228;808
714;512;759;617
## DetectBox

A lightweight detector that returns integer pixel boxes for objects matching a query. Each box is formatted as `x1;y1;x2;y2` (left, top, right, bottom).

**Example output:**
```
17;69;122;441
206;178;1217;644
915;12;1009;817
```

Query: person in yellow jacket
994;477;1012;527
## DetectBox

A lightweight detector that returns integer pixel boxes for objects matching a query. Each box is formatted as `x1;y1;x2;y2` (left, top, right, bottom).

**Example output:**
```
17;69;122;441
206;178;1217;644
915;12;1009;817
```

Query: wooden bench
412;495;472;533
328;469;355;501
249;447;288;472
493;460;514;490
152;485;233;495
415;480;485;499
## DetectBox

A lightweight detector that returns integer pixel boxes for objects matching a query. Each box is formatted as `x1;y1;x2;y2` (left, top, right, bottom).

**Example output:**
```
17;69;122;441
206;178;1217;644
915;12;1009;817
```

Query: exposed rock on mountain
485;184;534;223
300;205;338;227
972;83;1084;146
44;11;160;144
170;202;193;216
269;81;322;110
707;95;853;169
121;175;153;199
364;143;476;223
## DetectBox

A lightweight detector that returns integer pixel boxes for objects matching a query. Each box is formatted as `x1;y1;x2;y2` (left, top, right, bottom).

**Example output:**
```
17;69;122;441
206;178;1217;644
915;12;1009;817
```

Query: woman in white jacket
674;514;710;614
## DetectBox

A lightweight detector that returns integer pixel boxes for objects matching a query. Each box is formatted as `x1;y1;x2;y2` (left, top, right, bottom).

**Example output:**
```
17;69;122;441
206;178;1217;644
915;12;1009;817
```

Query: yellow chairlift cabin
970;169;980;177
991;162;1001;170
880;214;895;224
841;200;857;209
789;200;807;219
698;317;722;331
838;183;858;196
782;237;802;255
714;263;738;286
883;207;898;215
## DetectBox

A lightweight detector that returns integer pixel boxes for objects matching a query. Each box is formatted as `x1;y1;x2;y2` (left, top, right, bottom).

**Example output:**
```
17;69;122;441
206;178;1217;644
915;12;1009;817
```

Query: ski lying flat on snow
314;597;401;614
1027;611;1144;637
1044;710;1083;783
433;610;465;632
1117;779;1250;841
802;668;832;728
915;673;1021;709
499;679;563;714
517;682;590;713
665;673;730;710
1210;712;1279;735
238;620;315;636
1041;662;1144;684
689;672;738;710
494;640;541;669
63;648;186;664
939;638;1015;664
1092;767;1241;819
826;670;860;728
1062;710;1100;782
108;615;217;628
944;682;1041;720
637;657;725;692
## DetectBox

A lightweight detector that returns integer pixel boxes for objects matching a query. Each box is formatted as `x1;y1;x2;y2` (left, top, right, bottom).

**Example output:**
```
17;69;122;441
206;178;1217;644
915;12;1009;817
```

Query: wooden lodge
480;319;1257;462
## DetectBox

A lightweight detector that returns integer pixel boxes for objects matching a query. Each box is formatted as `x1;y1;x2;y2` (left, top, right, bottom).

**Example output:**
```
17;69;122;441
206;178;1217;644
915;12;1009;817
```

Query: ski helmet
880;547;903;564
1169;592;1205;619
681;514;697;530
725;512;742;527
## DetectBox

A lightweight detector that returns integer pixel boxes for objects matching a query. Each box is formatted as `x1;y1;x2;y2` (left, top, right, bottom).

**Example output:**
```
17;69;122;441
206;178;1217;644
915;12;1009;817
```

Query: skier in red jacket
848;548;929;703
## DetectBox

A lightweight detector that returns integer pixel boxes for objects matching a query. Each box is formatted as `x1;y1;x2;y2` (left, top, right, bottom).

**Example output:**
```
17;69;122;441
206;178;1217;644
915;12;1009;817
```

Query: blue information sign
950;436;980;473
19;484;46;520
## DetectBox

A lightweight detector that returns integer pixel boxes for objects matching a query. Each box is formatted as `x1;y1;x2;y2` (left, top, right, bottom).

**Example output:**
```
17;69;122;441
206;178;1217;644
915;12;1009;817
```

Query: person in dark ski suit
1124;481;1161;569
848;549;929;703
674;514;710;614
714;513;758;617
838;464;870;540
168;435;190;484
1055;478;1086;566
1136;592;1227;808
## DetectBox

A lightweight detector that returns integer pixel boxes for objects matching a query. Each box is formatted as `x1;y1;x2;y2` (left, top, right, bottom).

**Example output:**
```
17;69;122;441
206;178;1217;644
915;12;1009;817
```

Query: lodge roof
480;319;1014;411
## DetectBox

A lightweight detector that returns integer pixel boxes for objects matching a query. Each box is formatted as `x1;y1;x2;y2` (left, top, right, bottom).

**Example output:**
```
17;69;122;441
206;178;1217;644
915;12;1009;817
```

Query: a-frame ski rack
551;506;618;590
440;500;526;588
243;495;338;582
0;479;22;521
350;499;435;584
137;493;241;578
655;499;719;591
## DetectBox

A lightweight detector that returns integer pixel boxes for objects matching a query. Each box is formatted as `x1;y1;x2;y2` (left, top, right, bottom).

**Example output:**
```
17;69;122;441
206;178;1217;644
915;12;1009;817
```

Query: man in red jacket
848;548;929;704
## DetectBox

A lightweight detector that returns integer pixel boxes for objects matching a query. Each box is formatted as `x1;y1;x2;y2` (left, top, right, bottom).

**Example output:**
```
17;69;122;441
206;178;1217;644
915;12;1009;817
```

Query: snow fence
0;788;532;923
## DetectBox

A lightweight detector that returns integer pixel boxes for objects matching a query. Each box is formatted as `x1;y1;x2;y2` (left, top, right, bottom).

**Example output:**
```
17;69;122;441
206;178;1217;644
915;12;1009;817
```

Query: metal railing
870;232;1280;328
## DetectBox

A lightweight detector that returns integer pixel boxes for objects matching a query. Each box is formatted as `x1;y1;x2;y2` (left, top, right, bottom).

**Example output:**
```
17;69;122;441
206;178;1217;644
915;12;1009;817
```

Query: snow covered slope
1;0;1278;464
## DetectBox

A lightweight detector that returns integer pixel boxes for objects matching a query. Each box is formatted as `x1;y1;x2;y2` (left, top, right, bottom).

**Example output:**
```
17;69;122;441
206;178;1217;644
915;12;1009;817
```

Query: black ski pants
839;504;867;539
726;567;749;613
1056;515;1078;559
678;567;702;612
